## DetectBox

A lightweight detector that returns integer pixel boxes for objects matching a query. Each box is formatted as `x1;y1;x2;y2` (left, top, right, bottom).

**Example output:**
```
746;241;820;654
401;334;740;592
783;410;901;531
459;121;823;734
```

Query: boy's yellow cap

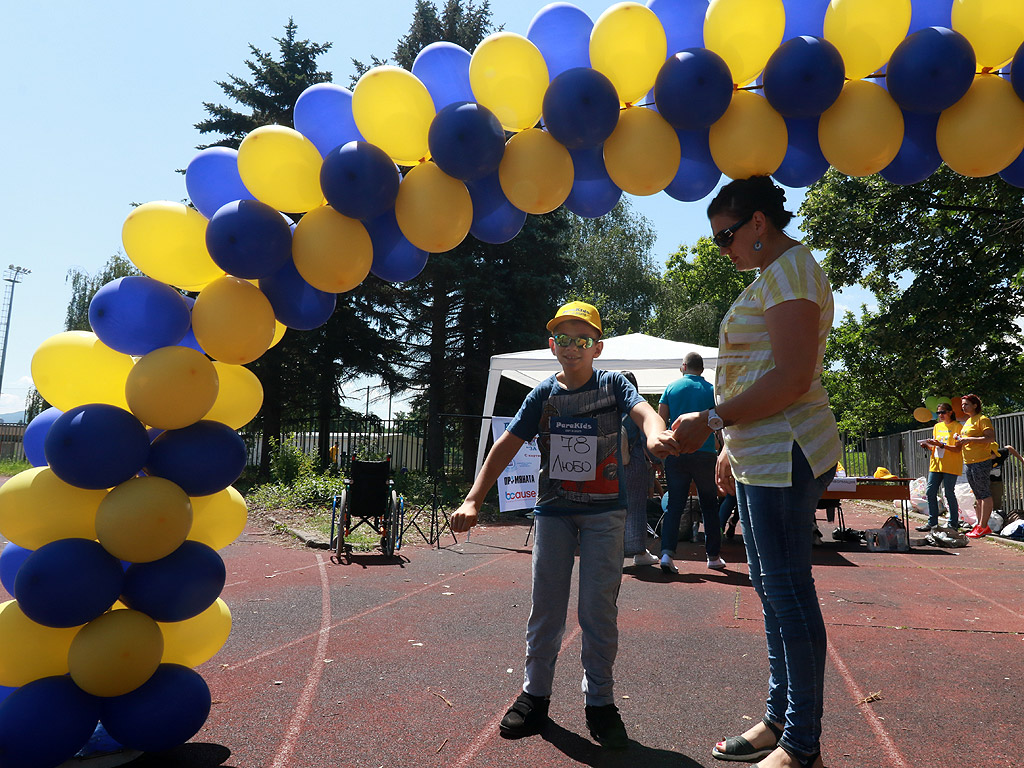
546;301;602;336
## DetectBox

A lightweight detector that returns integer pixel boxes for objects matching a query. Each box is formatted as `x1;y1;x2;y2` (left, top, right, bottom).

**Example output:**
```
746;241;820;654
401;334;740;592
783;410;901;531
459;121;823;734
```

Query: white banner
491;416;541;513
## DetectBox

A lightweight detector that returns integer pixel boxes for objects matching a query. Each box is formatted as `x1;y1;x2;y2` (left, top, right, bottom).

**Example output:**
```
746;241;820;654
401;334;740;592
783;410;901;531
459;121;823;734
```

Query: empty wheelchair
330;459;404;560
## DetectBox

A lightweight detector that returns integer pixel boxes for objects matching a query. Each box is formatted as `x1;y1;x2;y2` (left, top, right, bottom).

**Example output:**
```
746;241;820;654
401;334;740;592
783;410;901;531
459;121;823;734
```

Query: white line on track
897;552;1024;621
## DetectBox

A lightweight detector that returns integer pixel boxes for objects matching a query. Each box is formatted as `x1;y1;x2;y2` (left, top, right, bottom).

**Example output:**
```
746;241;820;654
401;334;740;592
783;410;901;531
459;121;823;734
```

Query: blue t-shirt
660;374;716;453
508;370;644;515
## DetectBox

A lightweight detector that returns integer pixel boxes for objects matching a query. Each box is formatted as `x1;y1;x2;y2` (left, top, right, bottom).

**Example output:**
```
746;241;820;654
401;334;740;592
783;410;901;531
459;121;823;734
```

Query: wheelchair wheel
334;489;348;561
383;490;400;556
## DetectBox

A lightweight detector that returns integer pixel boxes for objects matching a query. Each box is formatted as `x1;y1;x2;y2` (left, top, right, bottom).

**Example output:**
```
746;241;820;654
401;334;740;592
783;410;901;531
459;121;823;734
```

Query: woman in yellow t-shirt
917;404;962;531
958;393;997;538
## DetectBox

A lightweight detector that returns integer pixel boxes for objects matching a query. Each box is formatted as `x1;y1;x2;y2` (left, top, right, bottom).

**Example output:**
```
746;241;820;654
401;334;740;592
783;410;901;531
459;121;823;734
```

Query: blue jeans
524;508;626;706
926;471;959;527
736;444;836;760
662;451;721;559
719;494;737;530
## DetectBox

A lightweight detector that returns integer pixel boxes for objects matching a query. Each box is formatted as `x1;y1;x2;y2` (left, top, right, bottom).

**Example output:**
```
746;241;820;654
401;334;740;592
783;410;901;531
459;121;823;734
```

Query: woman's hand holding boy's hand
670;412;713;453
451;501;479;532
647;429;679;459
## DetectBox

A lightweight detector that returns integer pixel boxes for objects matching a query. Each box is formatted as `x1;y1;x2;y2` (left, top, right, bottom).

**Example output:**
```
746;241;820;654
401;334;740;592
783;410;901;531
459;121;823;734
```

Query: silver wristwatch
707;408;724;431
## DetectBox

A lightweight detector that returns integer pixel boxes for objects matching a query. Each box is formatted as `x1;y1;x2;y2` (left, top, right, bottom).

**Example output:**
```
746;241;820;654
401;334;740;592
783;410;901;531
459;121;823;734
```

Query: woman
958;394;997;538
917;404;963;531
671;177;840;768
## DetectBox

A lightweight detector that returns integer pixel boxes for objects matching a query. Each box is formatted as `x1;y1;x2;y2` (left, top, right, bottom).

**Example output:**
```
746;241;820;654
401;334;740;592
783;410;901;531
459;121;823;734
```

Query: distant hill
0;410;25;424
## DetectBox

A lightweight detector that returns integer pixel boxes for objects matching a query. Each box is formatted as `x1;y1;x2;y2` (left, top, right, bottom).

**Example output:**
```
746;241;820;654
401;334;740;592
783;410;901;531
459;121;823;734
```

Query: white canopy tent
475;333;718;474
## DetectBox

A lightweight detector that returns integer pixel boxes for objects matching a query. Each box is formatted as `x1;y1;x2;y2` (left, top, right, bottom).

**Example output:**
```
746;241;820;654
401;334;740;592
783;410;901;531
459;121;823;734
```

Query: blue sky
0;0;871;418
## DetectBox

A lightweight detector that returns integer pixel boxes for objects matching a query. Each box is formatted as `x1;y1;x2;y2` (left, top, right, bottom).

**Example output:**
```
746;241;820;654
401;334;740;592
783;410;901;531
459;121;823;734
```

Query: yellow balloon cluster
353;66;436;165
953;0;1024;69
292;206;373;293
0;600;80;686
0;467;106;548
122;202;224;290
824;0;912;80
937;75;1024;177
188;486;249;551
126;346;219;430
238;125;325;213
705;0;785;86
159;598;232;668
470;32;549;131
590;2;667;104
96;477;193;563
69;609;164;697
204;361;264;429
31;331;134;411
192;276;277;365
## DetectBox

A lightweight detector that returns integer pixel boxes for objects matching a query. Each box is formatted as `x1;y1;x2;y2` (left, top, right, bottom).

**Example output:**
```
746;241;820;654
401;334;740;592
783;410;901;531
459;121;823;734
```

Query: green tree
651;236;755;346
801;167;1024;433
195;20;409;476
563;200;661;337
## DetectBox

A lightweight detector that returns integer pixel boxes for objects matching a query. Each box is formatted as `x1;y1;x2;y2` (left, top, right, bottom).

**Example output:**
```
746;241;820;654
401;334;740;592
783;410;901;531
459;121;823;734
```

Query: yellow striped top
715;244;842;487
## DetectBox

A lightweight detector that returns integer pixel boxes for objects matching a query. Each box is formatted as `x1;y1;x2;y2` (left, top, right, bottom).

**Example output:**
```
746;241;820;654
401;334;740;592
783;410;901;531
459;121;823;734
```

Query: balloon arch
1;0;1023;762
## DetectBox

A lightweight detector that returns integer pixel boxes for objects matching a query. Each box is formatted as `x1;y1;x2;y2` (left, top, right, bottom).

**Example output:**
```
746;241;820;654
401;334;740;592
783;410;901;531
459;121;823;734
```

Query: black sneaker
499;692;549;738
585;703;628;749
915;524;934;532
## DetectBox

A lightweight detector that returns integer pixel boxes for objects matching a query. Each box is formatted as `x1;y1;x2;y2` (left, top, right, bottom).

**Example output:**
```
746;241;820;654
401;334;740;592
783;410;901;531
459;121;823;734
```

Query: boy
451;301;676;749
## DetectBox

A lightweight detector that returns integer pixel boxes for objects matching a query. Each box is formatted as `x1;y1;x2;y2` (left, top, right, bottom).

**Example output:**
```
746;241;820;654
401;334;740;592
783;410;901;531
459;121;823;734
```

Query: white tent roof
476;333;718;473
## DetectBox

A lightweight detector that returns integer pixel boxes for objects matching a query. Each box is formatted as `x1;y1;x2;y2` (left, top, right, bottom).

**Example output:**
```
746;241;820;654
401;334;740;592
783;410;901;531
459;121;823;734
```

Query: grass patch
0;458;30;477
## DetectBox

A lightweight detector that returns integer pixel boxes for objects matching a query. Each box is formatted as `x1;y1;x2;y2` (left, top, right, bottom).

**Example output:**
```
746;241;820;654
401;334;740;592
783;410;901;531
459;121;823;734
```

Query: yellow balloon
159;598;232;668
590;2;667;104
603;107;680;195
704;0;785;86
952;0;1024;69
237;125;325;213
188;486;248;551
498;128;574;214
192;276;276;365
395;162;472;252
818;79;904;177
292;205;373;292
824;0;912;80
709;91;788;179
0;600;81;686
122;202;223;290
470;32;549;131
270;321;287;348
126;346;219;430
31;331;134;411
937;75;1024;177
204;362;263;430
69;609;164;697
352;66;436;166
0;467;107;548
96;476;193;563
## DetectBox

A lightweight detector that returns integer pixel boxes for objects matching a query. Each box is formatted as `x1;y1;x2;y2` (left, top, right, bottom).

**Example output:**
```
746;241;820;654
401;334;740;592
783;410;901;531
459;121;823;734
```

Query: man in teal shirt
658;352;725;572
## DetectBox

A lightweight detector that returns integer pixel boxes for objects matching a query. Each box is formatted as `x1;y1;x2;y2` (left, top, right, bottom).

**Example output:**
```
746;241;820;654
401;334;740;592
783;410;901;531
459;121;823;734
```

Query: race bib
549;417;598;481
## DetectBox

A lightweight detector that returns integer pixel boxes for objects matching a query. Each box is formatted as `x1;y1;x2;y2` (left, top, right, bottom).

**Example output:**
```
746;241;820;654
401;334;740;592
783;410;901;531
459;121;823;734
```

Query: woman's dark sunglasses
552;333;597;349
712;214;753;247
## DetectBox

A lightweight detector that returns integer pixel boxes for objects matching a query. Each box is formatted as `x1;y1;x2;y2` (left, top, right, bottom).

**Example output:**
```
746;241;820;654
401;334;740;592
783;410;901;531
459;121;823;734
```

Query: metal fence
0;423;26;462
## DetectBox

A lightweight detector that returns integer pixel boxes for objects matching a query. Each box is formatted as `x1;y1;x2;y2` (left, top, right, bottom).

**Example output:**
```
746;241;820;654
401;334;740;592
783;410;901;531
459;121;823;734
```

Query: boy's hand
451;501;479;533
647;429;679;459
671;411;713;454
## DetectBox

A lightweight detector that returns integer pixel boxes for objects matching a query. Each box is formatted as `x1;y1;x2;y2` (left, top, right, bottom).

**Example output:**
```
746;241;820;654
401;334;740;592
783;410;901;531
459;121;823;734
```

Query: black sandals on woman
711;716;782;762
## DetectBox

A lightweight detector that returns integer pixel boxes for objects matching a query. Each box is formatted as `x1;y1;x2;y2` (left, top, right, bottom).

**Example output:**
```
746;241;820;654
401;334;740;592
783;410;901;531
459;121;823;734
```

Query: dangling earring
753;240;763;251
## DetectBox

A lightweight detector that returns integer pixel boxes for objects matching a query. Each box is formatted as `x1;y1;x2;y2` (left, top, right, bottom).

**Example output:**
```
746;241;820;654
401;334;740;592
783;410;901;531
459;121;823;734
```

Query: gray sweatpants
523;508;626;706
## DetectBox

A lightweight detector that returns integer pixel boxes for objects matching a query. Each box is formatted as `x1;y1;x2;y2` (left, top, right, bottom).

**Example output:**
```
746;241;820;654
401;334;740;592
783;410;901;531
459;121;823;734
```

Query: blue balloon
1011;41;1024;103
887;27;975;113
185;147;255;220
772;117;829;188
527;3;593;78
45;405;150;491
428;102;506;181
258;258;337;330
205;200;293;279
654;48;733;129
144;421;246;497
0;676;100;768
175;295;206;355
880;112;941;185
646;0;707;54
89;276;191;356
15;539;124;628
0;685;13;706
665;127;722;201
763;36;845;118
365;209;429;282
563;146;622;217
466;172;528;244
101;664;211;752
121;542;225;622
0;542;32;595
781;0;828;39
294;82;364;157
999;148;1024;188
412;42;474;110
908;0;952;33
542;67;620;149
321;141;401;221
23;406;63;467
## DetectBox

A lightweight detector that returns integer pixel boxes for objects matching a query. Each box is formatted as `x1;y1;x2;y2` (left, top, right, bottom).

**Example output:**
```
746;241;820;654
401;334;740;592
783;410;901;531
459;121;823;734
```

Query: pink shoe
966;525;991;539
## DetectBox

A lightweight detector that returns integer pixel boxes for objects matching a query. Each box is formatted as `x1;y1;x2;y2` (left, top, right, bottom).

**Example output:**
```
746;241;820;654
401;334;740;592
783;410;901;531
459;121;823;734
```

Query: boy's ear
548;336;557;356
592;340;603;358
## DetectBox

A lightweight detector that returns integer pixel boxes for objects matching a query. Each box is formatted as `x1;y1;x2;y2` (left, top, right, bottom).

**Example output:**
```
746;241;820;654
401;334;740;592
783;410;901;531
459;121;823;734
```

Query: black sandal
711;716;782;762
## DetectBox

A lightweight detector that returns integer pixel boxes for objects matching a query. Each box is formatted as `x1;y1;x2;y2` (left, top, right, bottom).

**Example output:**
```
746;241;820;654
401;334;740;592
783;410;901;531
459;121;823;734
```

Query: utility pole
0;265;30;404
